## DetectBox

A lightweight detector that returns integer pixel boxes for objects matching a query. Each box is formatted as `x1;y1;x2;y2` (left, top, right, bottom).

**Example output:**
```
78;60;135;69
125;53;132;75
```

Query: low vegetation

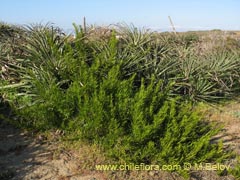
0;22;240;178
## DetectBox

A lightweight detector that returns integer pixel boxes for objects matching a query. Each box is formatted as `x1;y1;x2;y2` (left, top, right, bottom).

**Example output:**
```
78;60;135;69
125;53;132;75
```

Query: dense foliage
1;22;240;177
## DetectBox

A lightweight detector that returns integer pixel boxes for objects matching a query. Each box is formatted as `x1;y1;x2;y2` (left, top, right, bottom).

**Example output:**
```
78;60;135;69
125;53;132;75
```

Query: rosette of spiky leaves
0;23;27;84
0;24;73;110
202;51;240;95
173;49;240;102
22;23;68;71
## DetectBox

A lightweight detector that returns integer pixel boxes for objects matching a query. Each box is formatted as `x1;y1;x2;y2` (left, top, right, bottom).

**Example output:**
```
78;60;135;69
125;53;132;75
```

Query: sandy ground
0;120;106;180
0;101;240;180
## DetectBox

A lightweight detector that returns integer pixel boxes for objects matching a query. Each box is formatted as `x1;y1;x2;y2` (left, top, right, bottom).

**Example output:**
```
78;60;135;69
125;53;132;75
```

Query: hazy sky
1;0;239;32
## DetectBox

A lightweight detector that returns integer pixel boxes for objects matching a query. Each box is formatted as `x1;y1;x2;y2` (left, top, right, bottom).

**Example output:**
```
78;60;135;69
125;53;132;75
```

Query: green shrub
66;64;227;177
230;163;240;179
182;33;200;47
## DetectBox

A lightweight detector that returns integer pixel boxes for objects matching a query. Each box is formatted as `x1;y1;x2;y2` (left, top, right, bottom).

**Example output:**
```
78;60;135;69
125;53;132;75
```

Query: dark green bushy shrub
64;63;225;168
